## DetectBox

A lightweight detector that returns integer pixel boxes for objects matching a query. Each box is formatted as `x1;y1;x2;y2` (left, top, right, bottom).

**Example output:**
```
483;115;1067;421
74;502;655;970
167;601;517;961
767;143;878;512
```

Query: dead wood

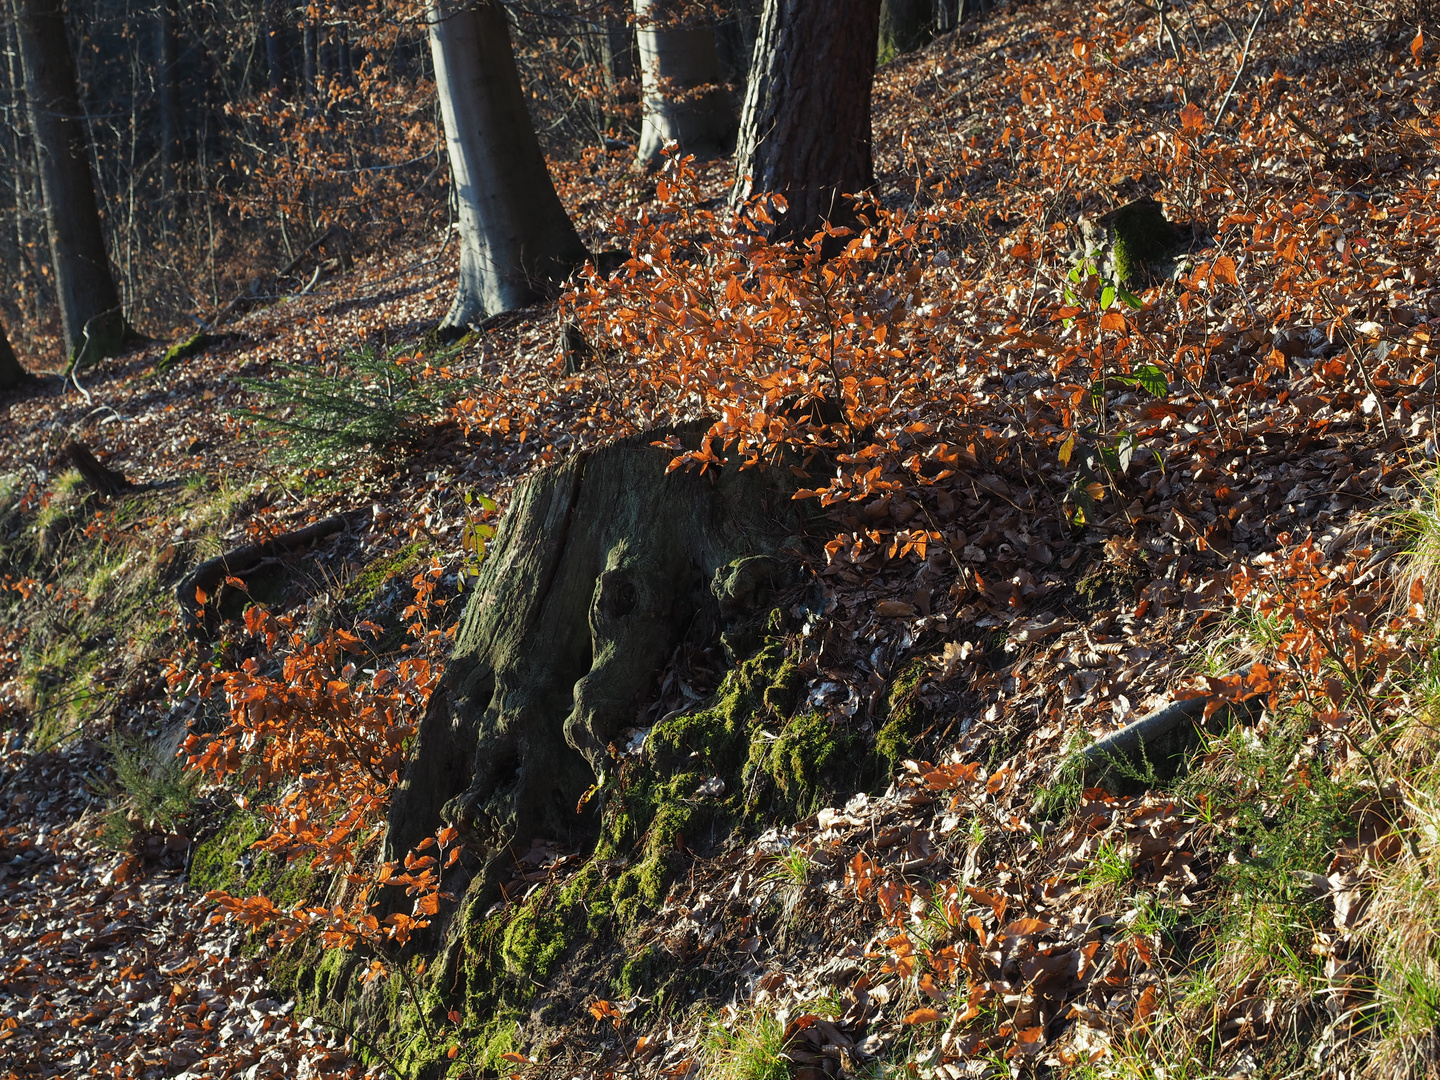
62;442;133;497
175;508;370;635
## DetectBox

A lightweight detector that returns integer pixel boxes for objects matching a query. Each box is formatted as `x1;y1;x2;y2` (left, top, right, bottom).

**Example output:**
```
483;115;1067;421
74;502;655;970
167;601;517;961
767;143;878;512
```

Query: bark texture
0;321;30;391
384;431;802;904
12;0;127;363
428;0;589;332
879;0;935;56
633;0;736;169
731;0;882;242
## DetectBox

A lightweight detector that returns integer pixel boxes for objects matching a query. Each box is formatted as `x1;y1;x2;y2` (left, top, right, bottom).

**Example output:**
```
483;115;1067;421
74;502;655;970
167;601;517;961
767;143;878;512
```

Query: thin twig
1212;3;1266;127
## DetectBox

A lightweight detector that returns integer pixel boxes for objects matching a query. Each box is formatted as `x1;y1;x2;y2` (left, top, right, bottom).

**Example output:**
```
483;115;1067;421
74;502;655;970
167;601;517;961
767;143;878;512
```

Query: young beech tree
731;0;882;242
12;0;129;364
428;0;589;332
634;0;736;169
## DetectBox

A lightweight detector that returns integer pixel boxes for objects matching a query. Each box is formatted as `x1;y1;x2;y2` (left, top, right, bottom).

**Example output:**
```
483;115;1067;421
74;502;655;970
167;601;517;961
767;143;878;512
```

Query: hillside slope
4;1;1440;1077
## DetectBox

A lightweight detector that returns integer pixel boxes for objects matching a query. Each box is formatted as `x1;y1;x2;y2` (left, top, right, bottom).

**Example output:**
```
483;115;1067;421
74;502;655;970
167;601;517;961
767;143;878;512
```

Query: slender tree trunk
156;0;179;201
427;0;588;332
731;0;881;243
303;18;317;111
0;319;31;390
581;14;637;142
263;0;285;95
879;0;935;58
633;0;735;170
12;0;127;363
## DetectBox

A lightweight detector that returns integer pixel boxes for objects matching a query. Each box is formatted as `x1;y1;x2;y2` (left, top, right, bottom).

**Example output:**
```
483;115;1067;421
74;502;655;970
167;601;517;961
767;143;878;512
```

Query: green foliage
1172;710;1361;1005
702;1008;789;1080
1079;838;1135;891
237;341;477;464
100;737;202;848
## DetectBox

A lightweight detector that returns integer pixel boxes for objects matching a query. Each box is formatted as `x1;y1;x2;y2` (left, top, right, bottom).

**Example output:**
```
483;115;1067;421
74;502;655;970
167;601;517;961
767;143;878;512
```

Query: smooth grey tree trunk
731;0;881;243
0;320;30;390
633;0;735;170
12;0;127;364
428;0;588;332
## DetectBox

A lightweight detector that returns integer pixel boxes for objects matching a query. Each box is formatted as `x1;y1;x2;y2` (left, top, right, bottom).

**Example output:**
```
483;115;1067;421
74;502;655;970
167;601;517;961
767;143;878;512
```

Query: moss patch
346;541;426;611
875;657;930;764
1108;197;1181;287
291;634;908;1076
158;332;217;373
189;809;317;911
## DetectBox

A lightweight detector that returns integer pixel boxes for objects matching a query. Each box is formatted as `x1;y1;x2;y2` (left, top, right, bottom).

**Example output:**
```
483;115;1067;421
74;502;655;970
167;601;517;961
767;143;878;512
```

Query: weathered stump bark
384;430;803;913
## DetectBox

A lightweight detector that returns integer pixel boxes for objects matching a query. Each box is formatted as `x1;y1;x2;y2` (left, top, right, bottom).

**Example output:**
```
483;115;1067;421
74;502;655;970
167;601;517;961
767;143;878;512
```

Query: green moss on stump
1108;198;1181;288
289;634;916;1076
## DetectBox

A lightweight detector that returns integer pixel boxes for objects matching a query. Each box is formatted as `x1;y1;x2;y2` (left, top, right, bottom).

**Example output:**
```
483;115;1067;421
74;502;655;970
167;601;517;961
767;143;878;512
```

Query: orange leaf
1179;102;1205;132
447;1045;459;1059
1413;28;1425;64
1133;985;1161;1026
903;1008;942;1025
1211;255;1238;286
1013;1026;1046;1055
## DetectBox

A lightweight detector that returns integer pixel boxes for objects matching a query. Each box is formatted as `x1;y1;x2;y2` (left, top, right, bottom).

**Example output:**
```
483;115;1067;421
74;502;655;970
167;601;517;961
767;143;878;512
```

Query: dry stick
1211;2;1265;128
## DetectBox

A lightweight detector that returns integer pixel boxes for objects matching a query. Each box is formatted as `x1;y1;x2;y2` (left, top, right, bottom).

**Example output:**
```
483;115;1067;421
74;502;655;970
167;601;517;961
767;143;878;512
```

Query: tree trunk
383;431;801;914
303;18;317;110
879;0;935;58
12;0;127;364
0;320;31;391
633;0;735;170
156;0;180;202
581;13;637;142
427;0;588;332
731;0;881;243
263;0;285;95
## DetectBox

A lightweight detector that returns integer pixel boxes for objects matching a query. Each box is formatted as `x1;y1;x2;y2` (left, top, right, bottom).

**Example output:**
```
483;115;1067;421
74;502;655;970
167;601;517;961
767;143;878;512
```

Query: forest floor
5;1;1440;1077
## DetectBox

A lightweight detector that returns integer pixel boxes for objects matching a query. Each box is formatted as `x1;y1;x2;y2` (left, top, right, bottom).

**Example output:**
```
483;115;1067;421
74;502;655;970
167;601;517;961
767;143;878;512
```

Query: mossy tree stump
383;430;804;929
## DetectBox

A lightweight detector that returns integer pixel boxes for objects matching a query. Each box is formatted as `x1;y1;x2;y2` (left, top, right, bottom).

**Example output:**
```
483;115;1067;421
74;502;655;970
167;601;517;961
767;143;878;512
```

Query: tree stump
383;429;805;918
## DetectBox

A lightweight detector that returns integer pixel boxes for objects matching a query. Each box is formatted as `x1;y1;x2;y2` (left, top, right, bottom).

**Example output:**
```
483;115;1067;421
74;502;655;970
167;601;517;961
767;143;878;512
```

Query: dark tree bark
383;432;801;912
303;18;317;108
427;0;588;331
12;0;128;364
879;0;935;57
155;0;180;200
0;320;31;391
633;0;735;169
731;0;882;243
262;0;285;94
